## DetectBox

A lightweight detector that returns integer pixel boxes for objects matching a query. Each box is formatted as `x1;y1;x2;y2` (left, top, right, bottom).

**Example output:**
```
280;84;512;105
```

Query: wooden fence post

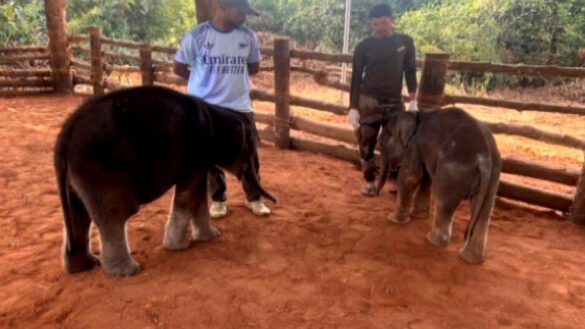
89;27;104;96
417;51;450;110
570;154;585;224
274;38;291;149
140;44;154;86
44;0;73;93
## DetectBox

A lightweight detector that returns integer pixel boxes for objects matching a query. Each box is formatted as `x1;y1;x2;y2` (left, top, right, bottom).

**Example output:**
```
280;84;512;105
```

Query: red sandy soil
0;90;585;329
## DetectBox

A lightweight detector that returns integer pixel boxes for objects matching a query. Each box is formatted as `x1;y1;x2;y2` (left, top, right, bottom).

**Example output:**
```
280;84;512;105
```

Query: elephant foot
103;257;142;276
458;246;486;264
64;251;100;274
192;225;221;242
388;209;411;224
426;229;450;247
163;229;191;251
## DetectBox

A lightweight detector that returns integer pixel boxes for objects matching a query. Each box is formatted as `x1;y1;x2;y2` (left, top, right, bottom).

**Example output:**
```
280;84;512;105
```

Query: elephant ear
398;112;418;147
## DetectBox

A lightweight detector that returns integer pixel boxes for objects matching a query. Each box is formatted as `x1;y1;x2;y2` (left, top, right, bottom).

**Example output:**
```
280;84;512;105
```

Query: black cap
218;0;260;16
368;4;393;18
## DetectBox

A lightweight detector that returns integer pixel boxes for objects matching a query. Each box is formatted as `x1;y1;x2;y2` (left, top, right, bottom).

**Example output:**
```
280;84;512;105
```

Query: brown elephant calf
377;107;501;263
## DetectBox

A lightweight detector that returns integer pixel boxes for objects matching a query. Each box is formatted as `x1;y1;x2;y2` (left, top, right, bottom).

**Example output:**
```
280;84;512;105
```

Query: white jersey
174;22;261;112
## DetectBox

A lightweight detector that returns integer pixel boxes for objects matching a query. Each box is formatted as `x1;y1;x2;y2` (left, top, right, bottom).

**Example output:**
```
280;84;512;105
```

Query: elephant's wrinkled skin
377;107;501;263
54;86;277;276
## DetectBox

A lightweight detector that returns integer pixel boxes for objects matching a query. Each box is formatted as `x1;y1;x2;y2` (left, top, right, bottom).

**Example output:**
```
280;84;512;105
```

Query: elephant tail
54;128;77;256
465;153;499;241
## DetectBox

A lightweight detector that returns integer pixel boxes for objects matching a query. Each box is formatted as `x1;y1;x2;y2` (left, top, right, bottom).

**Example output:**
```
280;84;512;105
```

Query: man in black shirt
348;3;418;196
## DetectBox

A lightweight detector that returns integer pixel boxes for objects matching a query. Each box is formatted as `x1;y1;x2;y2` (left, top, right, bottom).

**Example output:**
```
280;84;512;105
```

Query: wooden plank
71;59;92;70
444;94;585;116
0;46;47;53
0;69;51;77
485;122;585;150
101;36;143;49
68;34;89;43
152;45;177;55
274;38;291;149
290;49;353;63
0;79;53;87
569;160;585;224
449;61;585;78
501;157;580;186
0;55;50;63
251;88;347;115
497;180;572;212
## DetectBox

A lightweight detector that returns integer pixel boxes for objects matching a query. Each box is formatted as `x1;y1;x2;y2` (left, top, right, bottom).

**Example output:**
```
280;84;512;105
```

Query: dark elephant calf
54;86;276;276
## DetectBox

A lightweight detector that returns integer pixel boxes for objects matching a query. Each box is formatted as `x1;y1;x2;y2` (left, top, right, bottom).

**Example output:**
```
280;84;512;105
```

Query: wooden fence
1;28;584;223
0;46;54;96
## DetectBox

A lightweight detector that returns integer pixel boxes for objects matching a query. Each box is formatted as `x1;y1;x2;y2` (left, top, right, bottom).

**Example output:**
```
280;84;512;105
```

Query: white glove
407;100;419;112
348;108;360;131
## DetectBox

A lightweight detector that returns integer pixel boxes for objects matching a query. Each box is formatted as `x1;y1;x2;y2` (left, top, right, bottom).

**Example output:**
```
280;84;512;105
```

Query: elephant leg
426;197;460;248
389;170;421;224
71;174;141;276
63;188;100;273
96;219;141;276
459;192;496;264
163;189;192;250
411;174;432;219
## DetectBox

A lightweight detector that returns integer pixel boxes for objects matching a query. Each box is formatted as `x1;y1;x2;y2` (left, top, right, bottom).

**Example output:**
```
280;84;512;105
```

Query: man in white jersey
173;0;271;218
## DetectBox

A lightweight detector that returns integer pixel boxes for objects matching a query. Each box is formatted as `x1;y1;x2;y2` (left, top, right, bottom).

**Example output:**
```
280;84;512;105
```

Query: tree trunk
195;0;218;24
44;0;72;93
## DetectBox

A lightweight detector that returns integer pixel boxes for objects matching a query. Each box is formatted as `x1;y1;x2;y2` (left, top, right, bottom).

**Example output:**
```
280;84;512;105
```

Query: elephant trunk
375;154;390;196
243;166;278;204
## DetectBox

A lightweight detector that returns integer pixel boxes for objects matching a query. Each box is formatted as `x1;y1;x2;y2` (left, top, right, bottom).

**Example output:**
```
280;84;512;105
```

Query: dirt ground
1;90;585;329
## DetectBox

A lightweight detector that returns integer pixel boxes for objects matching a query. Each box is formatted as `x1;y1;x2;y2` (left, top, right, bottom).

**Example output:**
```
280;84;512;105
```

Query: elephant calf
377;107;501;263
54;86;276;276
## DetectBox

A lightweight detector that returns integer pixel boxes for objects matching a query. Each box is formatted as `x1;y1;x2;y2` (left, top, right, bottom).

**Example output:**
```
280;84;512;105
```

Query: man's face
370;16;394;35
224;5;247;27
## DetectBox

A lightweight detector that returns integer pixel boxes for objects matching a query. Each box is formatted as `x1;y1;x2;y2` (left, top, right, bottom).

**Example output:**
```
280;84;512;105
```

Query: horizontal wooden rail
0;46;47;53
497;180;573;212
0;69;51;77
0;79;53;88
152;45;177;55
68;34;89;43
501;157;580;186
0;55;50;63
448;61;585;78
485;122;585;150
443;95;585;116
101;36;143;49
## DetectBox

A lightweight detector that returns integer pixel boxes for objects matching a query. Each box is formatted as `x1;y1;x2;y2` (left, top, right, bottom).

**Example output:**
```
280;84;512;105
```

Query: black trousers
357;95;403;182
208;112;262;202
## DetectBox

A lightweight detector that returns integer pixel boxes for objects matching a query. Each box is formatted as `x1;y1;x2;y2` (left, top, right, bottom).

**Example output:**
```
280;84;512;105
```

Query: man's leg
208;166;228;218
358;121;382;196
242;113;271;216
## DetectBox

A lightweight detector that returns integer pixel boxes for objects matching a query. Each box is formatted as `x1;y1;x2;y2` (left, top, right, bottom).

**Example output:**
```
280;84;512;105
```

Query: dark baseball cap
219;0;260;16
368;4;393;18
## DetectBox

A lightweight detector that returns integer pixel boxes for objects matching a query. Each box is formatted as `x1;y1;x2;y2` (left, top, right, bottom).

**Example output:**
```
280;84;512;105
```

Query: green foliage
0;0;46;46
67;0;196;46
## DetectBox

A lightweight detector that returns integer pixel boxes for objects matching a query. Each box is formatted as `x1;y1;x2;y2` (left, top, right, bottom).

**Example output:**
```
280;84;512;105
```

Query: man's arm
247;62;260;76
173;60;190;81
404;36;418;100
349;43;366;111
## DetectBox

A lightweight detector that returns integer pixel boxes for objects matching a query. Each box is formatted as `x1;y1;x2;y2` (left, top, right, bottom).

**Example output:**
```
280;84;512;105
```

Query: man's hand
407;100;419;112
348;108;360;131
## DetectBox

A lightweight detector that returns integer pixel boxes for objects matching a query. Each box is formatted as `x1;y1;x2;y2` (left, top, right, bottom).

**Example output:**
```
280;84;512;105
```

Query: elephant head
376;111;418;195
